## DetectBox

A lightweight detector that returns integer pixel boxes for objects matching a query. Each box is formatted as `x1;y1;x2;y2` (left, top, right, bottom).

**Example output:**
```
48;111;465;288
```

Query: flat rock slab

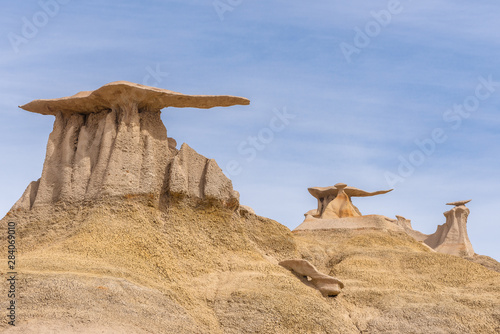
308;185;392;199
20;81;250;115
446;199;471;206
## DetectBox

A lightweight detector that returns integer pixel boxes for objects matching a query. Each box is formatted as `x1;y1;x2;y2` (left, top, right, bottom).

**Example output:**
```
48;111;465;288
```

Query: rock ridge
298;183;476;258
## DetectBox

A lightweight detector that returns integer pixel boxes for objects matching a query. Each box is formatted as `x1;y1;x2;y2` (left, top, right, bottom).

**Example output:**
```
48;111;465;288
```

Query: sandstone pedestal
308;183;393;219
296;183;476;258
423;200;474;257
12;81;249;211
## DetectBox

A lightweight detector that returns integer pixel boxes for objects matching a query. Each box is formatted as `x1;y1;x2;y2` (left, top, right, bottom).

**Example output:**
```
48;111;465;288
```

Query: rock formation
279;259;344;296
297;182;475;258
12;81;249;211
422;200;474;257
383;201;475;257
308;183;393;219
1;84;499;333
296;182;397;231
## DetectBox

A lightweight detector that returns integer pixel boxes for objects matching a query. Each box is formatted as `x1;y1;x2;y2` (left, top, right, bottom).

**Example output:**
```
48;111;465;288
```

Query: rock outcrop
384;201;475;257
422;200;474;257
12;81;248;211
295;214;406;232
1;84;499;333
167;143;239;207
298;182;476;258
308;183;393;219
279;259;344;296
296;182;397;231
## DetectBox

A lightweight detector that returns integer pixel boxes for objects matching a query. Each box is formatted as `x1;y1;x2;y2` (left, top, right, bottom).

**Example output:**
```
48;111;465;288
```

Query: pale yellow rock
239;205;255;215
321;183;361;218
300;183;476;258
424;201;474;257
279;259;344;296
12;82;248;211
446;199;472;206
385;201;475;257
308;183;393;218
295;214;406;232
168;143;239;208
19;81;250;115
2;199;499;333
3;83;499;334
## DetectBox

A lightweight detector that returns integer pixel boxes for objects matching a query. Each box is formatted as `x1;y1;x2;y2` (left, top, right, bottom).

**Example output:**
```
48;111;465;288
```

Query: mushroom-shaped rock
424;200;474;257
19;81;250;115
12;81;249;211
279;259;344;297
321;183;361;218
308;183;393;218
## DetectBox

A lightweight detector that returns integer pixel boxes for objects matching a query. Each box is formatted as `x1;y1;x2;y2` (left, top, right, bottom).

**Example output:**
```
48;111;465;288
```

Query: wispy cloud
1;0;499;260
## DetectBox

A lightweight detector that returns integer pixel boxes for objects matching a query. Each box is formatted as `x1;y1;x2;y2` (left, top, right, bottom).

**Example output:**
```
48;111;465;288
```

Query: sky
1;0;499;260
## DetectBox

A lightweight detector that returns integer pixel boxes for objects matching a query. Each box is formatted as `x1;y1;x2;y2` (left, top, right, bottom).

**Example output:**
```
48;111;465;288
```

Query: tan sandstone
279;259;344;296
13;81;248;211
1;84;498;333
299;182;476;258
308;183;393;219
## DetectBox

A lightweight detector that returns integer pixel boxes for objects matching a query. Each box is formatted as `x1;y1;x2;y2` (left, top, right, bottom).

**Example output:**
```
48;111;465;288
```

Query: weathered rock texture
1;198;499;333
1;85;498;333
418;200;474;257
380;201;475;257
298;182;397;231
296;214;405;232
300;182;475;258
13;81;248;211
308;183;393;219
279;259;344;296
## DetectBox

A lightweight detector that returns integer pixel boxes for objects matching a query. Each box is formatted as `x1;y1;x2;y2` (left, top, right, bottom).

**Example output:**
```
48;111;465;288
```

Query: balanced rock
308;183;393;219
388;200;475;257
12;81;249;211
3;84;500;333
279;259;344;296
423;200;474;257
297;183;476;258
295;183;397;231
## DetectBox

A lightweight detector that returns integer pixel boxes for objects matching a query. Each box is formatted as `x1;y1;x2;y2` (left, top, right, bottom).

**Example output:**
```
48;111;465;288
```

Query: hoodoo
12;81;249;211
296;182;476;258
0;84;498;334
422;200;474;257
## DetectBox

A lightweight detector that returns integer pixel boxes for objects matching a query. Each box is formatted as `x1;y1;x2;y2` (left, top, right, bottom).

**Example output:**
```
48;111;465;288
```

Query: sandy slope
1;197;499;333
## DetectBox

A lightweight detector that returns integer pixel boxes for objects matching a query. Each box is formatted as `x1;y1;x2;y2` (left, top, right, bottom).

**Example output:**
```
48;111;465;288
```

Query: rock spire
308;183;393;218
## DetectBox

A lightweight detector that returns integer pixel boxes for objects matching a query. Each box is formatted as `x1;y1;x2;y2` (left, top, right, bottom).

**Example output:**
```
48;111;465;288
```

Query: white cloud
1;0;499;260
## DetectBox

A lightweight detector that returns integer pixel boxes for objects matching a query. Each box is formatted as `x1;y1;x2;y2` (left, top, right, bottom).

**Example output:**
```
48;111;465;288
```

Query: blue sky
1;0;499;260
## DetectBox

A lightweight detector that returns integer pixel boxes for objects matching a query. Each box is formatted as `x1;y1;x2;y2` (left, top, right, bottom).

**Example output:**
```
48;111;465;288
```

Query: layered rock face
168;143;239;207
390;201;474;257
1;85;499;333
307;183;393;219
422;200;474;257
279;259;344;296
12;81;247;211
297;183;475;258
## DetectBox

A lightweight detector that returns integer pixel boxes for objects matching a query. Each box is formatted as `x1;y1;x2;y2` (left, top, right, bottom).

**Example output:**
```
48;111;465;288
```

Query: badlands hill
1;82;499;333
